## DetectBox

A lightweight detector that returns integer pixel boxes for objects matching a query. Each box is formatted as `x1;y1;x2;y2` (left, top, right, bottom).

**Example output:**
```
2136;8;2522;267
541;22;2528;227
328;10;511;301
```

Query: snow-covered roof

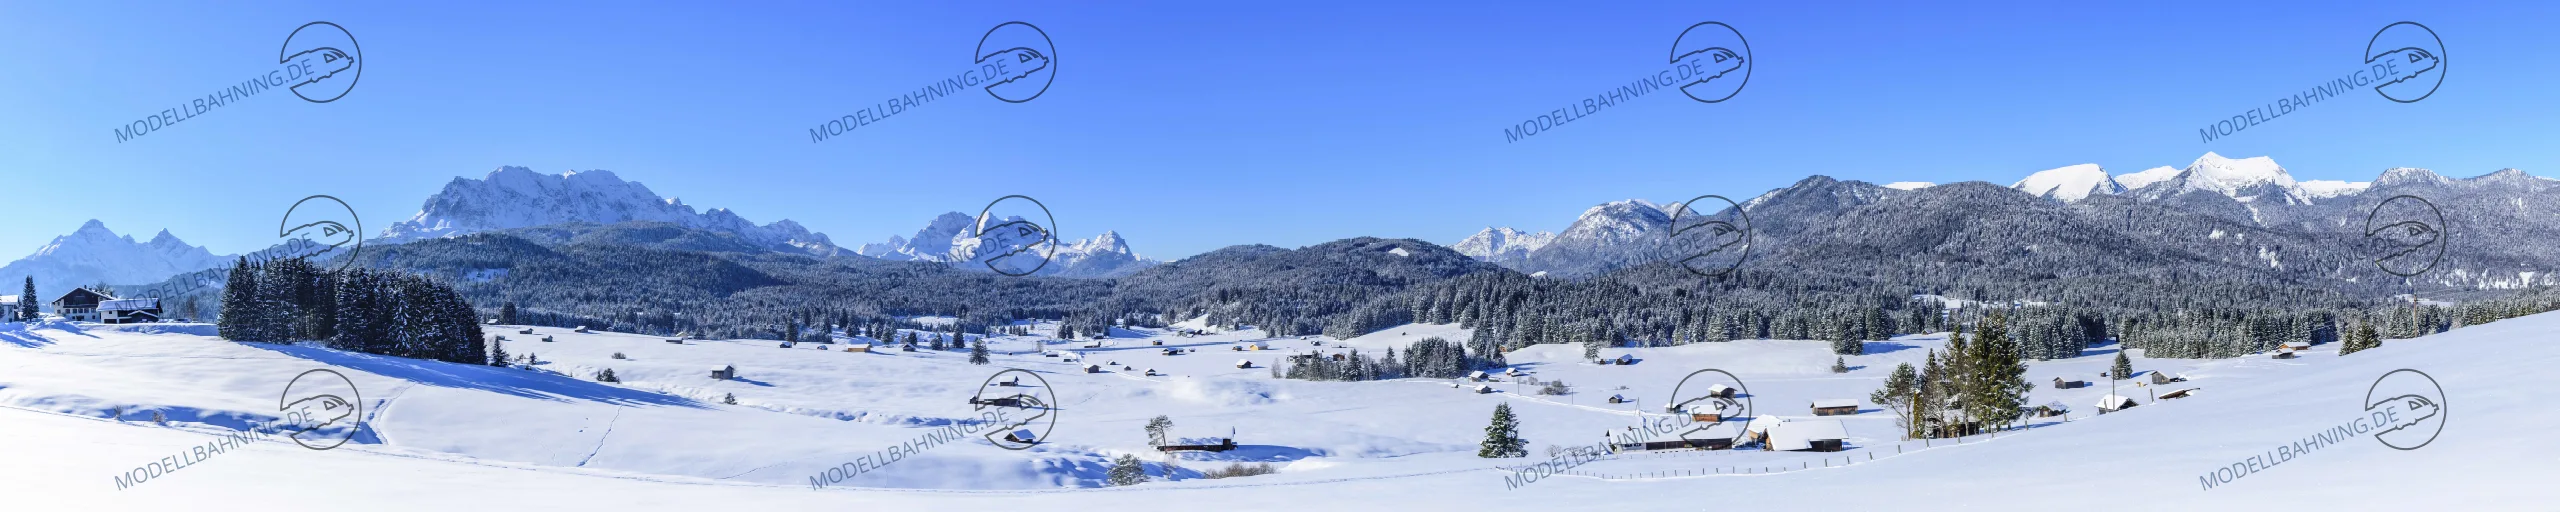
2282;341;2310;348
100;298;159;310
1705;384;1731;394
1469;371;1489;378
1811;399;1858;409
0;295;16;305
2098;394;2137;408
1745;416;1787;434
1645;423;1741;444
1766;420;1848;451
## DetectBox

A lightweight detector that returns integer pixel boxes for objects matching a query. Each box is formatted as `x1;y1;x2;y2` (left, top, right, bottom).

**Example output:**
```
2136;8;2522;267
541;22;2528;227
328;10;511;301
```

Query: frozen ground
2;311;2553;510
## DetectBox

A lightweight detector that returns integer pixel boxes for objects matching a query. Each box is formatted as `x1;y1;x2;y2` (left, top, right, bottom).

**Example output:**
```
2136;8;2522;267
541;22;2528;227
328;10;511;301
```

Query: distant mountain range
855;212;1156;278
1459;152;2559;291
379;167;839;255
0;220;226;296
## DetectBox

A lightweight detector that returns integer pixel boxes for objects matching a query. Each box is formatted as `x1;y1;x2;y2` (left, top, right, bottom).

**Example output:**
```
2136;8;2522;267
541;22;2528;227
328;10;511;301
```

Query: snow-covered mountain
2011;164;2124;202
2131;152;2312;205
859;212;1156;278
1450;227;1555;264
1882;181;1936;191
379;167;836;254
2297;180;2371;199
0;220;227;292
2113;166;2182;190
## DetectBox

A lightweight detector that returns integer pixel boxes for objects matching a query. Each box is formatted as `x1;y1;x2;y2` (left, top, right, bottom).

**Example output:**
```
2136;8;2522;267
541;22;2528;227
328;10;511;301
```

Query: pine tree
1477;403;1527;458
969;339;991;365
723;393;737;405
1831;356;1849;374
1107;454;1149;486
1582;339;1602;362
489;340;509;367
2340;321;2382;356
596;368;619;383
1968;313;2031;431
217;258;259;340
17;276;35;321
499;301;518;325
1144;415;1174;446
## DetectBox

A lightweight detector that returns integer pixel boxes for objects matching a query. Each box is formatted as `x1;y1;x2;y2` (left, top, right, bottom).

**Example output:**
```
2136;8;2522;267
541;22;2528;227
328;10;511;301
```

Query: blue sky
4;0;2556;259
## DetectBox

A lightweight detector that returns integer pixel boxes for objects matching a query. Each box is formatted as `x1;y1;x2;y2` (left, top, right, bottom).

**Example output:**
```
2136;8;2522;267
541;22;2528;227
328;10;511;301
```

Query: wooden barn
2273;351;2298;359
1156;437;1238;452
2159;388;2197;400
1473;385;1495;394
1704;384;1737;398
1084;364;1103;373
1606;394;1627;404
1235;360;1255;369
2148;372;2179;385
2281;341;2311;352
2053;377;2091;389
1810;399;1859;416
710;365;736;380
1620;424;1740;452
1683;403;1723;423
844;345;870;353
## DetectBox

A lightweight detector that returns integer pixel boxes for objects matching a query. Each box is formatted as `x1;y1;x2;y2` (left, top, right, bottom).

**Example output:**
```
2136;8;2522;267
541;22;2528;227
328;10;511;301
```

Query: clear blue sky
5;0;2555;259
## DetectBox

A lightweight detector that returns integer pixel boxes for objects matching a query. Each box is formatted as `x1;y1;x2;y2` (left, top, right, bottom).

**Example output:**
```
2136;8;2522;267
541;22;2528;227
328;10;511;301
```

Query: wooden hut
710;365;736;380
2159;388;2198;400
1606;394;1627;404
1704;384;1737;398
1810;399;1859;416
1084;364;1103;373
1613;354;1635;365
2053;377;2090;389
2097;394;2139;413
1473;385;1495;394
1767;420;1848;452
1235;360;1255;369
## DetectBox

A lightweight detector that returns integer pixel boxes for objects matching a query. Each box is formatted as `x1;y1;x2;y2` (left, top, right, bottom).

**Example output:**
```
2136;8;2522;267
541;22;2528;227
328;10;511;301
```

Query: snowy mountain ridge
378;167;837;254
858;212;1156;278
0;220;227;291
1450;227;1556;264
2011;164;2125;202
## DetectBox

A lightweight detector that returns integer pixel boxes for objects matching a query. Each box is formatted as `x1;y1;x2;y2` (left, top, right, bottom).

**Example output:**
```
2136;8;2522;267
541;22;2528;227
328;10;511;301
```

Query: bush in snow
1200;462;1277;479
722;393;737;405
1106;454;1148;486
596;368;619;383
611;352;626;360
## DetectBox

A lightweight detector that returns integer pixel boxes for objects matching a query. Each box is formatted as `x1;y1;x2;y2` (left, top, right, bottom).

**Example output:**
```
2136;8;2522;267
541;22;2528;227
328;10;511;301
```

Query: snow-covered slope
6;308;2552;510
859;212;1156;277
2011;164;2124;202
379;167;835;253
1882;181;1935;191
0;220;226;290
1450;227;1555;264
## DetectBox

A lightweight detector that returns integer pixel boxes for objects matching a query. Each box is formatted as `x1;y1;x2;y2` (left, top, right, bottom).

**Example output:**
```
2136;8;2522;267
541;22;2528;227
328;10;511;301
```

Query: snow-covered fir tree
1477;403;1527;458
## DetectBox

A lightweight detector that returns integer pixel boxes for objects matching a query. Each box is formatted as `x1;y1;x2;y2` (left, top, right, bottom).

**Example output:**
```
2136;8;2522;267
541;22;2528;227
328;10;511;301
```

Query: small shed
519;328;535;335
1810;399;1859;416
2035;403;2070;417
2281;341;2311;352
2097;394;2139;413
1084;364;1103;373
1330;353;1347;361
1468;371;1491;382
2159;388;2198;400
1503;367;1526;377
1704;384;1736;398
573;326;592;333
1235;359;1255;369
844;345;870;353
1144;369;1161;376
2053;377;2090;389
665;338;683;344
710;365;736;380
541;335;554;342
1243;341;1268;350
1163;348;1183;356
1628;423;1740;452
1606;394;1627;404
2272;351;2298;359
1152;340;1164;346
1473;385;1495;394
1743;417;1787;445
1767;420;1848;452
1613;354;1635;365
2148;372;2175;385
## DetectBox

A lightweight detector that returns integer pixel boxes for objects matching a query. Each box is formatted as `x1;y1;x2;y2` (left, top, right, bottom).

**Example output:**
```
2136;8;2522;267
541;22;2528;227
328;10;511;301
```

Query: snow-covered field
3;312;2553;510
